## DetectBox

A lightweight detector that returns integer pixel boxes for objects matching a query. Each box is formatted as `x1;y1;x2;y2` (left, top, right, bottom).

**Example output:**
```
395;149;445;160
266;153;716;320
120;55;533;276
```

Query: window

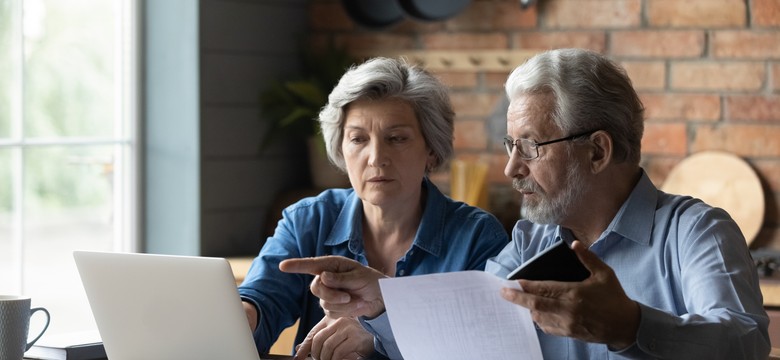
0;0;138;334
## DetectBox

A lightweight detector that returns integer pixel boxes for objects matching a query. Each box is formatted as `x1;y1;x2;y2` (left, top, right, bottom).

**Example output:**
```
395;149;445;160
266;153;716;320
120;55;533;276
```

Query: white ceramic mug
0;295;50;360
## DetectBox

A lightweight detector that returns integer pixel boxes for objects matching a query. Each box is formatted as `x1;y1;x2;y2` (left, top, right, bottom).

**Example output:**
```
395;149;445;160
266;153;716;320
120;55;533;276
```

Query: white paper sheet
378;270;543;360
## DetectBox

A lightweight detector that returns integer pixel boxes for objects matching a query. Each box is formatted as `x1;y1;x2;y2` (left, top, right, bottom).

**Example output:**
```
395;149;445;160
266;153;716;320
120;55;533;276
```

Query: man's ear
588;130;612;174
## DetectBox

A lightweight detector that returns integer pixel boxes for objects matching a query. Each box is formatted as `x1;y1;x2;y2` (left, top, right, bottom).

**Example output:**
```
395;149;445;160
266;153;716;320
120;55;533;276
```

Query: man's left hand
500;240;640;350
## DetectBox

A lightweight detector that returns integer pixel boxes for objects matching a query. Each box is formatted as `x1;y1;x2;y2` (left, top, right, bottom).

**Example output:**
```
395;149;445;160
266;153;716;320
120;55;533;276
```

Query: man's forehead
507;93;557;135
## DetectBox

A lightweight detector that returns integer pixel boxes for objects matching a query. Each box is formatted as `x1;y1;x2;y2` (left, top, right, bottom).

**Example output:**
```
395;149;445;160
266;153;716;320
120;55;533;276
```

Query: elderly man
282;48;770;359
485;48;769;359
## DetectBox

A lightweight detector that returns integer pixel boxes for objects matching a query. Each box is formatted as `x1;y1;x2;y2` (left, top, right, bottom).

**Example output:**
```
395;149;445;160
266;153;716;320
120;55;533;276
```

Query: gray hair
318;57;454;172
505;48;644;165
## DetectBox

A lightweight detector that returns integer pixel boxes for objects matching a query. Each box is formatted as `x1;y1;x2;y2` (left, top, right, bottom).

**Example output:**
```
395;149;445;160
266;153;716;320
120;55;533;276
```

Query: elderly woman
238;57;508;359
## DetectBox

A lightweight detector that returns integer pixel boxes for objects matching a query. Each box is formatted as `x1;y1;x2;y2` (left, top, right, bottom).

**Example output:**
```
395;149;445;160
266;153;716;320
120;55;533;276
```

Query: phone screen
506;240;590;281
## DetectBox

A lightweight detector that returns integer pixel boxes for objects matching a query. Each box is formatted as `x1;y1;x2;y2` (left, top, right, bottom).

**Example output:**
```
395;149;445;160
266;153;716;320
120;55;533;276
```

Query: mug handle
25;307;51;351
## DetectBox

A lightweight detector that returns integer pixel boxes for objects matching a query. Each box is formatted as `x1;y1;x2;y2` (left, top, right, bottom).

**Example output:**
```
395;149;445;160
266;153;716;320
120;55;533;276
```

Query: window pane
23;145;116;333
24;0;115;138
0;149;14;294
0;0;13;138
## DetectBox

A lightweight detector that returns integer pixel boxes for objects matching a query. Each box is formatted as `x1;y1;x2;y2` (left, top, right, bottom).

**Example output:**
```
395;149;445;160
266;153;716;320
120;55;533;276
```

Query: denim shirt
486;170;770;359
237;178;509;355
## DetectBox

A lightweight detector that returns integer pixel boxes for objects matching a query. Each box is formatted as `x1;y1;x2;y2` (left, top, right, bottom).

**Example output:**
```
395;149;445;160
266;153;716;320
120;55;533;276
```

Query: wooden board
661;151;764;245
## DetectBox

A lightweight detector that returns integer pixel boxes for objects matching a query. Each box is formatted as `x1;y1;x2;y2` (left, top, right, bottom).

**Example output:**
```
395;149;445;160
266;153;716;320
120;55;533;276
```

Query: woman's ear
589;130;612;174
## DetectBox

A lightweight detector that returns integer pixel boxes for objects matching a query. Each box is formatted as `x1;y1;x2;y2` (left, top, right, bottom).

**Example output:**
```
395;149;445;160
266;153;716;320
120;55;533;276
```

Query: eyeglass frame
503;129;600;160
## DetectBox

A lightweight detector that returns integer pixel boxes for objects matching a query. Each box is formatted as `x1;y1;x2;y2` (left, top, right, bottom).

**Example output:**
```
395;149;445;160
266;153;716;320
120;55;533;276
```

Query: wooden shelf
354;49;542;72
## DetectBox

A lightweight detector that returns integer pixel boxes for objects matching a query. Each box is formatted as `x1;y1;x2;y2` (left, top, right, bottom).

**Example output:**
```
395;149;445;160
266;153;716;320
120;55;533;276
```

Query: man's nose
504;151;529;179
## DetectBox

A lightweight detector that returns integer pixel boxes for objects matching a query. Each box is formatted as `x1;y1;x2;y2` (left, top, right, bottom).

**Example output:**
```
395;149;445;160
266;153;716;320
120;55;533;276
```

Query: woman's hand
294;316;374;360
280;256;388;319
242;301;258;332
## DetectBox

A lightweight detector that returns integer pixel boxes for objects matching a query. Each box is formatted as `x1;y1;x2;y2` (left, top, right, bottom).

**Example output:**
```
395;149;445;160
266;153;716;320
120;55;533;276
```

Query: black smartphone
506;240;590;281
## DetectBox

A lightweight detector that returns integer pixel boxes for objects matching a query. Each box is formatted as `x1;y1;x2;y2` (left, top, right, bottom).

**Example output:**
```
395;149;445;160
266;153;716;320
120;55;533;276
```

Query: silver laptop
74;251;290;360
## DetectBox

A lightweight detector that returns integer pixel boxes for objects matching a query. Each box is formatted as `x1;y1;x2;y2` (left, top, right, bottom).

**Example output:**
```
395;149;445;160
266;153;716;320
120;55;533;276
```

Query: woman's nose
368;141;388;168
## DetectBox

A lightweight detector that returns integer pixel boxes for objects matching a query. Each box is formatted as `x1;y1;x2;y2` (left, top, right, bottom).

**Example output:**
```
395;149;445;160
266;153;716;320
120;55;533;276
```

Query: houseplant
259;47;355;188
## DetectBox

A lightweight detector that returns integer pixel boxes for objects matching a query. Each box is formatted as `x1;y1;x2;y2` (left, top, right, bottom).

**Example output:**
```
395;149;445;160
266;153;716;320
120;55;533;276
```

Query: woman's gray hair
318;57;454;172
505;48;645;165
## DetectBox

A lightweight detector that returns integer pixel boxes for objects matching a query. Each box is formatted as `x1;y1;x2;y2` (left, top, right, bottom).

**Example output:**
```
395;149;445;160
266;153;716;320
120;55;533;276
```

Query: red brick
641;122;688;156
712;31;780;59
753;159;780;194
640;93;721;121
446;0;537;31
753;0;780;27
393;19;445;33
670;62;765;91
538;0;641;29
513;31;606;52
726;96;780;123
774;62;780;92
691;124;780;157
454;120;488;150
621;61;666;90
640;155;683;187
422;33;509;50
485;72;512;90
333;34;415;53
486;153;514;185
435;71;479;89
309;2;354;31
611;31;705;58
647;0;746;28
450;92;501;118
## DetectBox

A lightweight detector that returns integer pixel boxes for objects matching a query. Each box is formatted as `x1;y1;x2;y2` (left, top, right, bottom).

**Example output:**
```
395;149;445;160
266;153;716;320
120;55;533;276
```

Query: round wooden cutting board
661;151;765;245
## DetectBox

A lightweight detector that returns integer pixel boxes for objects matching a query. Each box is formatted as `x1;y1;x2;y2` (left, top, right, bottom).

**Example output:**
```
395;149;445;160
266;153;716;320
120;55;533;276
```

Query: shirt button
649;339;657;351
398;269;405;276
409;250;414;256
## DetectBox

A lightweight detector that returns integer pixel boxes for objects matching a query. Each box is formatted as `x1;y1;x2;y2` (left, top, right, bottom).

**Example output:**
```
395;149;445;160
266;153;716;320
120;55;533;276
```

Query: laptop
73;251;293;360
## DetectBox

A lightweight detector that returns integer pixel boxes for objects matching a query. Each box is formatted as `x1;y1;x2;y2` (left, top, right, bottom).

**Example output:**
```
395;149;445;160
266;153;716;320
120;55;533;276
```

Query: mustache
512;178;542;193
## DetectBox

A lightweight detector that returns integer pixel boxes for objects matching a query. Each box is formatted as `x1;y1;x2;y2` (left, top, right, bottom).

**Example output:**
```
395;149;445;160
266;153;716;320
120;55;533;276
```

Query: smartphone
506;240;590;281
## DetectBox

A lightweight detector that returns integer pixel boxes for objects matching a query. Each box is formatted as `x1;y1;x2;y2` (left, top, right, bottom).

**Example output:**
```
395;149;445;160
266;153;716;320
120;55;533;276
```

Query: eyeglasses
503;129;599;160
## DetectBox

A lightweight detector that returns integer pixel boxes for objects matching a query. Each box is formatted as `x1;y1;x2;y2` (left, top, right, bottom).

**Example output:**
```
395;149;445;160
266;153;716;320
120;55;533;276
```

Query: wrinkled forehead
506;92;559;138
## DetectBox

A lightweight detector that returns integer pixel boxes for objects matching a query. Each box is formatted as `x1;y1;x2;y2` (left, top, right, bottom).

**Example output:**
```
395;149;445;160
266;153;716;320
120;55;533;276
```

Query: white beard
514;160;586;224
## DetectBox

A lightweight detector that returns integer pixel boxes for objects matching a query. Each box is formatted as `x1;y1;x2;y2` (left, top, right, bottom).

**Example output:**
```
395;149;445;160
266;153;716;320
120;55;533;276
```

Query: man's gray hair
505;48;645;165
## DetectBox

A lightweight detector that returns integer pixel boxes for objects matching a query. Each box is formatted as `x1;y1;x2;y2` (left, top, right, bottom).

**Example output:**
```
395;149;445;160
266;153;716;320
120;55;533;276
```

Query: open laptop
73;251;293;360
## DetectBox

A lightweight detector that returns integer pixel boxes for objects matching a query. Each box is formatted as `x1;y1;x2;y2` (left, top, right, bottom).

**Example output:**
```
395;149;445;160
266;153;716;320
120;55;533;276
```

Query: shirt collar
554;169;657;246
601;169;657;245
323;177;446;257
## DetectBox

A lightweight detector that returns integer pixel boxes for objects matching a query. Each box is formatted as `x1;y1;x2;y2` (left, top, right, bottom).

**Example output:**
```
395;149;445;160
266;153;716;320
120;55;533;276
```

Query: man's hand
293;316;374;360
500;240;640;349
280;256;388;319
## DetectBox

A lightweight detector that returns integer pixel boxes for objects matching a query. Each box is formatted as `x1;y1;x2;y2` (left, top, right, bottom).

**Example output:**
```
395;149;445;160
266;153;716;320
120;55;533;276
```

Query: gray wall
146;0;309;256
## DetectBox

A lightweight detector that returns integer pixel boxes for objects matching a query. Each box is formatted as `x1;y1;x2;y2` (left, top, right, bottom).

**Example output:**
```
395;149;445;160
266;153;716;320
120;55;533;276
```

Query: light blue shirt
237;178;509;355
487;170;770;359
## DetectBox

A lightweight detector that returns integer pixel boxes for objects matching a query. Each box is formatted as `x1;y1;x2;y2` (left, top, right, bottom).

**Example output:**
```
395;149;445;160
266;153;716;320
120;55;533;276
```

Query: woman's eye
349;136;366;144
388;135;407;143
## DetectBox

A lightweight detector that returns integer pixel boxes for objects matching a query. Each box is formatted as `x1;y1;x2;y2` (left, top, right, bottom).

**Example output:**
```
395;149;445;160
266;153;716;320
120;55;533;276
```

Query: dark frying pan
342;0;405;28
399;0;471;21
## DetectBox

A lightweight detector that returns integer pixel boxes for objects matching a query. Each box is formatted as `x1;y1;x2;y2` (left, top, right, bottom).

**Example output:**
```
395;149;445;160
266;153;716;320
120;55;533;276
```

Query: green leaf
284;81;325;107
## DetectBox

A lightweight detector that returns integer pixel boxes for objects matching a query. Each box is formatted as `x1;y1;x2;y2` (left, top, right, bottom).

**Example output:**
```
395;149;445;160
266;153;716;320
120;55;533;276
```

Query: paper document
379;270;543;360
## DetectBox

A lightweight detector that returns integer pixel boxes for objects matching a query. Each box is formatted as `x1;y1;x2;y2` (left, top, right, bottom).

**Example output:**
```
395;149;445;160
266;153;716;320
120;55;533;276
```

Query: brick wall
307;0;780;249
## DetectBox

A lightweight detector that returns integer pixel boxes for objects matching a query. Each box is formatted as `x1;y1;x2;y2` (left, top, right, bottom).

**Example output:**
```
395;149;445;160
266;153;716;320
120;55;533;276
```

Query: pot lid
342;0;404;28
399;0;471;21
660;151;765;245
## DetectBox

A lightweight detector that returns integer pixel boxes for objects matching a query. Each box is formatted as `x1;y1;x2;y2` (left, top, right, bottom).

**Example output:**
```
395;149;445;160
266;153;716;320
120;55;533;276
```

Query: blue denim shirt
486;171;769;359
237;178;509;355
